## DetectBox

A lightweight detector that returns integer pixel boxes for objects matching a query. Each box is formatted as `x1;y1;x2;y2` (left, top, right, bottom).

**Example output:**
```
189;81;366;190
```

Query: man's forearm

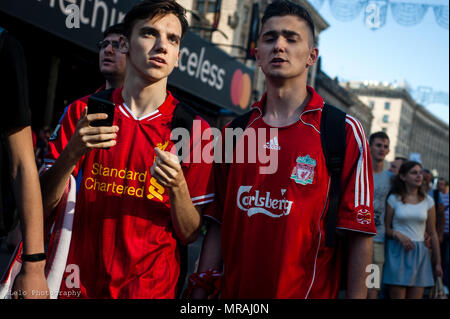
346;233;373;299
40;144;78;217
169;181;202;245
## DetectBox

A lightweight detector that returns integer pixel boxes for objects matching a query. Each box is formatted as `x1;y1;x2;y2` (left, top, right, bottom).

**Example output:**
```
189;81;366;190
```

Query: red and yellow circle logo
230;69;252;109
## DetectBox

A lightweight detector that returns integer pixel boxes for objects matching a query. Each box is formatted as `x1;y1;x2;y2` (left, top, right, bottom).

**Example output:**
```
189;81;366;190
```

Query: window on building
192;0;219;41
195;0;218;14
382;115;389;123
382;127;387;133
384;102;390;110
369;101;375;109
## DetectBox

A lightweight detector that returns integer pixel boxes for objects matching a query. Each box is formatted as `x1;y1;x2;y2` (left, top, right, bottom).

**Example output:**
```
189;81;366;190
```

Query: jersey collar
112;88;177;119
251;85;324;116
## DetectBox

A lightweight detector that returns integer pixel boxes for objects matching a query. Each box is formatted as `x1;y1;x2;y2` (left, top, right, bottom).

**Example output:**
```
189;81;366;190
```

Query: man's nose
273;37;287;53
154;37;168;53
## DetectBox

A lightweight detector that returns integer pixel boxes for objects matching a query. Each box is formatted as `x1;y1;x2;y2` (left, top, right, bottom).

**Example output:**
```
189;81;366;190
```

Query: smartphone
87;95;115;127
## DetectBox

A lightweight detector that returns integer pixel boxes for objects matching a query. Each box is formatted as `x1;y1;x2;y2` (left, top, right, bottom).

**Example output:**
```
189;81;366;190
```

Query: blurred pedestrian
383;161;443;299
0;27;49;298
97;23;127;90
423;169;445;244
437;177;449;291
388;156;407;176
368;131;393;299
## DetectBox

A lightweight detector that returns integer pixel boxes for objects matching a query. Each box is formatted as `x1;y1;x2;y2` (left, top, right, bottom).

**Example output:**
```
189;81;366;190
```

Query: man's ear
119;35;129;54
307;47;319;67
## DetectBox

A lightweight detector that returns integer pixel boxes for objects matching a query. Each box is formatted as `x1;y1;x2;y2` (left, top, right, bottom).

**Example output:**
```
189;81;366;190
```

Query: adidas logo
264;137;281;151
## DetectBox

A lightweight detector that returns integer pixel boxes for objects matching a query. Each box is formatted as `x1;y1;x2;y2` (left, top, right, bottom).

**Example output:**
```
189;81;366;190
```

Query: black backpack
90;88;197;298
228;103;347;248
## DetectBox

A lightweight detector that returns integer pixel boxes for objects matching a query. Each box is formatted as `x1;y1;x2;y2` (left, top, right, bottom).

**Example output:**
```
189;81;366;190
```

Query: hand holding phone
87;95;115;127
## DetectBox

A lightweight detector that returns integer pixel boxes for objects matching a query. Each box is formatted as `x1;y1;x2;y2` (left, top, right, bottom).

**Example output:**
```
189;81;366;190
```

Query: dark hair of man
103;23;125;39
123;0;188;40
391;161;426;203
395;156;407;162
369;131;389;146
423;168;434;179
260;0;316;47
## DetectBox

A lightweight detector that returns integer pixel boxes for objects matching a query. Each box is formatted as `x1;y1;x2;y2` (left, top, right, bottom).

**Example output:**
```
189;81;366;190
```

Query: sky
310;0;449;124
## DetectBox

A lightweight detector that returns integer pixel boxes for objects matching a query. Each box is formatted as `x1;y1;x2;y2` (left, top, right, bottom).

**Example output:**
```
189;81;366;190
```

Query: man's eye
169;37;180;44
143;30;156;37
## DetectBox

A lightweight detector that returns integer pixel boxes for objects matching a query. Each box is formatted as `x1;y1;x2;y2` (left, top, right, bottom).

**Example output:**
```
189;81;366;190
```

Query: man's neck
105;78;124;90
372;160;385;174
122;74;168;119
263;76;310;127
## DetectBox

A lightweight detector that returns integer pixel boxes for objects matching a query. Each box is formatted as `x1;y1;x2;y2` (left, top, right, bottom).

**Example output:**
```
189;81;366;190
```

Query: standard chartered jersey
45;89;214;298
205;86;376;299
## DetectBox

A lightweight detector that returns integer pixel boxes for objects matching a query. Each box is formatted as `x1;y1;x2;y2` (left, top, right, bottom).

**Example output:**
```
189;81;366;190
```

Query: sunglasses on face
97;39;120;50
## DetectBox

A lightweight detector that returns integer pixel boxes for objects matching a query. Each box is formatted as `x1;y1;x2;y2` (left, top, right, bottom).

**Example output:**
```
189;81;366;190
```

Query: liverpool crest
290;155;316;185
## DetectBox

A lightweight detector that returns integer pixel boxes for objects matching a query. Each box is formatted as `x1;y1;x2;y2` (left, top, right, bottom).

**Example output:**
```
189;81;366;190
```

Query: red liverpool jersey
45;89;214;298
205;86;375;299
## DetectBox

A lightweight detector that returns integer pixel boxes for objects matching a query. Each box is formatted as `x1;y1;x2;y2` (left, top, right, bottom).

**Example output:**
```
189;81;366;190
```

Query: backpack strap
321;103;347;247
227;109;257;163
170;102;198;164
228;109;256;131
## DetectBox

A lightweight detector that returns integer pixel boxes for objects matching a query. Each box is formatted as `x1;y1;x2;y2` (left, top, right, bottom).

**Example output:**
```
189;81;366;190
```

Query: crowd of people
368;132;448;299
0;0;448;300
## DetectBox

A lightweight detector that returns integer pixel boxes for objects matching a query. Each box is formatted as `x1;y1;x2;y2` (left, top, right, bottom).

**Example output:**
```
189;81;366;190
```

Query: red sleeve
182;116;215;209
44;96;89;177
336;115;376;235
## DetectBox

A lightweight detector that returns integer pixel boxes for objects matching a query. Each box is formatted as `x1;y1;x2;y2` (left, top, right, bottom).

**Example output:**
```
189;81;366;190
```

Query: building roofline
346;85;449;129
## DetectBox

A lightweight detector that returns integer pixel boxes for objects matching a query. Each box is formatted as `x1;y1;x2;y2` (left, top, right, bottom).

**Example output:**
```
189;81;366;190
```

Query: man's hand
66;107;119;161
151;147;185;190
11;261;49;299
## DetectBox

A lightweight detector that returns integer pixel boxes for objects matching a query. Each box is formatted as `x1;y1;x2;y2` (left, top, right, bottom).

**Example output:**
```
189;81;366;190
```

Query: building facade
346;81;449;180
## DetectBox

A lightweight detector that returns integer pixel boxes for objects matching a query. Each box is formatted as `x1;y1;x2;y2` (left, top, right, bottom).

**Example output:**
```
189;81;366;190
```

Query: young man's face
122;14;182;83
370;138;390;163
99;33;127;79
437;179;447;193
388;159;404;175
255;15;318;81
423;171;434;187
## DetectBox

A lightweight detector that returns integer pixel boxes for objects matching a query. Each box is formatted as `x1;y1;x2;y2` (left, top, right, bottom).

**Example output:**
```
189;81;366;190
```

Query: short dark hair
103;23;125;39
369;131;389;145
260;0;316;46
123;0;188;39
423;169;434;179
395;156;407;162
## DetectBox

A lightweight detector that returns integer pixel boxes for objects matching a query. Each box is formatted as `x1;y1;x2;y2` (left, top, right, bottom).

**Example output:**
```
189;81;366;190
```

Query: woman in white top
383;161;443;299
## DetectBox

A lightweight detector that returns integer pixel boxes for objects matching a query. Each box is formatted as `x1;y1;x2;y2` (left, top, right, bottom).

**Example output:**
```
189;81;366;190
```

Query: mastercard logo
230;69;252;109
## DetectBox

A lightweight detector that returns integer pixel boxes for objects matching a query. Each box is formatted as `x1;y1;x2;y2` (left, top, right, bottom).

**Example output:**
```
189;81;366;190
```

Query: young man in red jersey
191;0;375;299
40;0;214;298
